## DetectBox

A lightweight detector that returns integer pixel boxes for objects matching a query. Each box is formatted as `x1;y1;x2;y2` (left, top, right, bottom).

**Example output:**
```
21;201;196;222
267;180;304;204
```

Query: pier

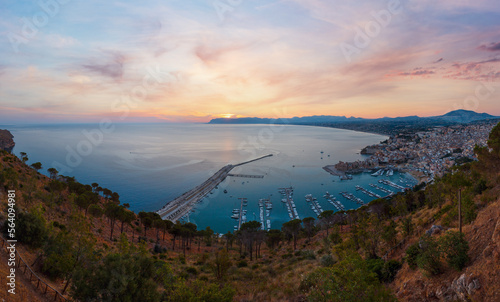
279;187;299;220
228;174;264;178
355;185;383;199
238;198;247;230
379;179;406;191
156;154;273;222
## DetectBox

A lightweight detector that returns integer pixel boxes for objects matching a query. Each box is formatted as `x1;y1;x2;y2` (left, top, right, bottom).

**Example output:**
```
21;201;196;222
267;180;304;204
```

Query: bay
5;123;416;233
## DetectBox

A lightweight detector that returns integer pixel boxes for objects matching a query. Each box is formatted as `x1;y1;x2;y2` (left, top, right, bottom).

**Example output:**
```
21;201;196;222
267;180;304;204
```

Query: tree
75;194;90;215
31;162;42;172
104;202;121;240
213;249;232;280
41;222;94;294
240;221;261;260
47;167;59;180
118;210;136;234
266;229;283;249
440;231;469;271
102;188;112;200
223;232;235;251
319;210;334;236
282;219;302;251
88;204;103;220
162;220;173;242
401;215;414;238
153;219;164;242
91;182;99;193
382;220;398;248
302;217;316;242
139;211;154;238
20;152;28;163
169;222;182;250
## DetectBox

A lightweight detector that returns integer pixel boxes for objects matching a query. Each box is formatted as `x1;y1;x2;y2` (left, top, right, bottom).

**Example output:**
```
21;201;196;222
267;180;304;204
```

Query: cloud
81;51;127;80
433;58;444;63
478;42;500;52
399;69;435;76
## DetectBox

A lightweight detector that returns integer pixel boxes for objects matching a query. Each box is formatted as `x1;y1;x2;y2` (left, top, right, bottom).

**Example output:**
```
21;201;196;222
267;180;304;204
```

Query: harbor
157;142;416;232
156;154;273;222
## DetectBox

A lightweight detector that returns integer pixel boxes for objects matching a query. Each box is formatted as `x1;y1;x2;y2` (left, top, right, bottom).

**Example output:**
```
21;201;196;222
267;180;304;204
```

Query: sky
0;0;499;124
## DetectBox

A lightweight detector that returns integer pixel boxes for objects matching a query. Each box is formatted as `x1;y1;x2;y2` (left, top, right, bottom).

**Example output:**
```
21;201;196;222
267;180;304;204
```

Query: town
327;120;498;183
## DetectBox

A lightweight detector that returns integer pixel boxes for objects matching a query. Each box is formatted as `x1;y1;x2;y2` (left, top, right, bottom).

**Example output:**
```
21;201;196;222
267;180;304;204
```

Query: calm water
4;123;416;233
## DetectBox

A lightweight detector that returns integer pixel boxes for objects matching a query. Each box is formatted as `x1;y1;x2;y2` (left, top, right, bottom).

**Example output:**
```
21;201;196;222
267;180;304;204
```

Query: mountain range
209;110;498;125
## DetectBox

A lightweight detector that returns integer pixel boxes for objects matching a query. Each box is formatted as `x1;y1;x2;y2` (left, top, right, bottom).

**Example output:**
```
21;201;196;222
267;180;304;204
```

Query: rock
473;278;481;290
0;129;15;152
449;274;481;300
425;225;443;236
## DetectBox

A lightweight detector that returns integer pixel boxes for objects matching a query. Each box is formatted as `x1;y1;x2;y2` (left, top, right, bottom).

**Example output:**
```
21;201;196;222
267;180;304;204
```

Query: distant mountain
431;109;497;123
208;115;363;124
208;110;498;125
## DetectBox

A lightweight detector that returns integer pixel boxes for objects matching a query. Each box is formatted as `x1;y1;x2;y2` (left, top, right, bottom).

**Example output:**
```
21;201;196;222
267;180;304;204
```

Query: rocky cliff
0;129;15;152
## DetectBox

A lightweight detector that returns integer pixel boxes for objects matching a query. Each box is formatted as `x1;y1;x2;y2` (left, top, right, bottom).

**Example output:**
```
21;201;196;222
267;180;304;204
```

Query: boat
224;189;228;193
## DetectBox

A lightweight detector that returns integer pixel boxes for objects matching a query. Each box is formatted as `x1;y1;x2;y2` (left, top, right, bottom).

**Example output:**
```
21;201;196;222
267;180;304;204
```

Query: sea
4;123;416;233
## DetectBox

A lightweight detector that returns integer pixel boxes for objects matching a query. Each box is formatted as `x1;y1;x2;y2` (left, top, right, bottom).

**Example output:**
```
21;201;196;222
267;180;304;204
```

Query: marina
156;154;273;222
355;185;383;199
305;194;324;217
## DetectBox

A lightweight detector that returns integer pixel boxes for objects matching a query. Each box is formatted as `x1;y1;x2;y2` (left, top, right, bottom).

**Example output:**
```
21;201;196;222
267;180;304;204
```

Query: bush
281;253;293;259
440;231;469;271
301;254;396;301
381;260;402;283
186;267;198;276
416;235;442;275
320;254;336;267
7;210;47;248
237;260;248;268
163;280;235;302
405;243;420;270
302;250;316;260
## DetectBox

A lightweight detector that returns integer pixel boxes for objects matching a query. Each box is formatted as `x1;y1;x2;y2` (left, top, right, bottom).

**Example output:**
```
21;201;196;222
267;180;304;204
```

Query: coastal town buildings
330;121;497;182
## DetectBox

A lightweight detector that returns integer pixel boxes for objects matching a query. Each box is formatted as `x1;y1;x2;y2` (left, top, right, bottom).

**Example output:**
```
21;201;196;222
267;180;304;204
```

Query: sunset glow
1;0;499;124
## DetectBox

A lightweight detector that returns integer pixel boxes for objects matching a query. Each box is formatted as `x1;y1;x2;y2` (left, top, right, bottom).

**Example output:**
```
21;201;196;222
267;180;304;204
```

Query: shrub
405;243;420;270
440;231;469;271
302;250;316;260
320;254;336;267
7;210;47;248
381;260;402;283
416;235;442;275
301;254;396;301
186;267;198;276
237;260;248;268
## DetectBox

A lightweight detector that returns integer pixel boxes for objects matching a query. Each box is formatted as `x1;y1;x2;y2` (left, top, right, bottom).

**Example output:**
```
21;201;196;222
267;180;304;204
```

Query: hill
433;109;497;123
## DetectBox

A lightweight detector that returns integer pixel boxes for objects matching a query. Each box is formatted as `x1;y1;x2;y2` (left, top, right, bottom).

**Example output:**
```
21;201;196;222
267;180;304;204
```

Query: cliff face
0;129;15;152
391;194;500;301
